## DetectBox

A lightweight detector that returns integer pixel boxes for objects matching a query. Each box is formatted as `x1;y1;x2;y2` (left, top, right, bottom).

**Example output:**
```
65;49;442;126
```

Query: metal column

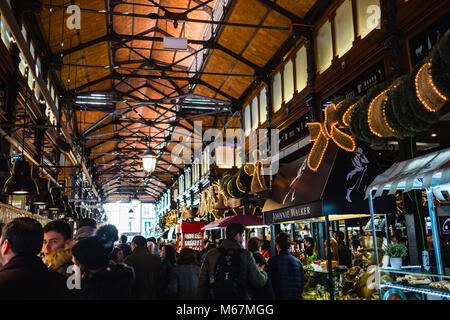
369;190;382;298
426;188;444;276
324;215;334;300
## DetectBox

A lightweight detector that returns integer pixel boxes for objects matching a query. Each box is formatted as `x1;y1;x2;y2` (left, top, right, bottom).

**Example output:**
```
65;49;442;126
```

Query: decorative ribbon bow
245;149;271;194
307;104;356;171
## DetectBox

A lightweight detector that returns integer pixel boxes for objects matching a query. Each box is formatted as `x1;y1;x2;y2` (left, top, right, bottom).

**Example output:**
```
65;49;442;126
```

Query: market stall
366;147;450;300
176;221;205;251
262;141;395;300
202;213;267;246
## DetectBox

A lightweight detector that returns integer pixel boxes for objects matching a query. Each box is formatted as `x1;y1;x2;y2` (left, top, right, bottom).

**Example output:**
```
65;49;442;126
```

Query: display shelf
379;268;450;299
379;267;450;279
380;282;450;299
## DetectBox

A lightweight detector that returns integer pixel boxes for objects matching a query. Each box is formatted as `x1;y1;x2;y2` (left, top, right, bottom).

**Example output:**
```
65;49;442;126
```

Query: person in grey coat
166;247;201;300
196;223;268;300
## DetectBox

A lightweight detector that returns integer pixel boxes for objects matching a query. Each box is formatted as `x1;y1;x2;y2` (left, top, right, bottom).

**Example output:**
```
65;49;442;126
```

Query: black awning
262;141;395;222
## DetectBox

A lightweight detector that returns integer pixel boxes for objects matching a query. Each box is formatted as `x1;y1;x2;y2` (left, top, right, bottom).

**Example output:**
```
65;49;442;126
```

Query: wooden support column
380;0;404;82
304;31;320;122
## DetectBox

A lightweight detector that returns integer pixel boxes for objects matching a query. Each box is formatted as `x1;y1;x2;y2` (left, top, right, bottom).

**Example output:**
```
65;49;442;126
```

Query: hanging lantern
141;148;157;173
2;157;39;195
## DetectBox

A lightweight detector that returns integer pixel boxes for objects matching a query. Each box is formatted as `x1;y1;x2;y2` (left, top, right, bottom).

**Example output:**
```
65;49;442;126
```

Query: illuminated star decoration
307;103;356;171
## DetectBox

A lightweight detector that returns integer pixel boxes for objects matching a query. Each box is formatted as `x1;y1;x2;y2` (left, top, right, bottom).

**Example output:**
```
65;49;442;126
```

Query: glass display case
379;267;450;300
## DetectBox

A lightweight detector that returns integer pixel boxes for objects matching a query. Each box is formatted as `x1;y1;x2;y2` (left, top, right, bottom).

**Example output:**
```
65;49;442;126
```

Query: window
35;57;41;79
244;105;251;136
356;0;381;39
202;145;210;175
272;71;282;112
216;145;234;169
295;46;308;93
283;60;294;103
259;88;267;124
27;68;33;90
1;17;11;50
30;41;36;60
51;86;55;101
21;25;27;43
18;53;27;77
179;174;184;195
251;97;258;131
185;168;191;190
335;0;355;57
316;21;333;73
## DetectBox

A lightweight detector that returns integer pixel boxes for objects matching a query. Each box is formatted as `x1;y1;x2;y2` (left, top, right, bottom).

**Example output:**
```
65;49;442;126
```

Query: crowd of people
0;217;307;300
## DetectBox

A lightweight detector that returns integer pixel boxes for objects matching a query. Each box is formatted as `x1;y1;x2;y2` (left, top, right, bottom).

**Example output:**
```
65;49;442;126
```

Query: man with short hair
74;218;97;241
334;231;353;268
123;235;163;299
118;234;132;258
0;218;71;299
43;219;74;275
197;223;268;300
266;232;304;300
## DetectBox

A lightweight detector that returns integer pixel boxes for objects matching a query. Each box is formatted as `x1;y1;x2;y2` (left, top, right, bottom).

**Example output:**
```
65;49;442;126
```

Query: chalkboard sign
408;11;450;66
279;112;310;150
321;60;386;109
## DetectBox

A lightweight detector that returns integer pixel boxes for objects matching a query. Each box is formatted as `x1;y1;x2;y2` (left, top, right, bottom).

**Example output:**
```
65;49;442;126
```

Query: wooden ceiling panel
240;11;291;67
217;0;269;55
276;0;317;18
218;61;255;98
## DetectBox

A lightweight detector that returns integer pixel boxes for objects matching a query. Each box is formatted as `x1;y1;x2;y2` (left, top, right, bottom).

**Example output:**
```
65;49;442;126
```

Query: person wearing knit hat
72;236;134;299
74;218;97;241
72;236;110;271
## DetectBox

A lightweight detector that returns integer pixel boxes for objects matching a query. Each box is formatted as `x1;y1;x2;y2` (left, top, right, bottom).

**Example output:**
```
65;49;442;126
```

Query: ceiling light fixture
142;128;157;173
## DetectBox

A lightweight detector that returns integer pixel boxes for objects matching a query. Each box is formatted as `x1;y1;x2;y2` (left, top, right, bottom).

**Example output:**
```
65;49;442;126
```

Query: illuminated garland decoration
351;83;388;144
430;33;450;99
307;104;356;171
306;33;449;172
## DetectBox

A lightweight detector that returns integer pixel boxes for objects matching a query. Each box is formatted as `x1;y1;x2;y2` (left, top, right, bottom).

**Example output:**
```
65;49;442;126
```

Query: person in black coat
334;231;353;268
160;244;177;299
0;218;72;300
72;236;134;300
266;232;304;300
250;252;275;300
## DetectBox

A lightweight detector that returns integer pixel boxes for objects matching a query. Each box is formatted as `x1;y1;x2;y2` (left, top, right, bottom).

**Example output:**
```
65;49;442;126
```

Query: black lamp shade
32;178;53;205
48;184;65;211
2;159;38;195
0;152;10;178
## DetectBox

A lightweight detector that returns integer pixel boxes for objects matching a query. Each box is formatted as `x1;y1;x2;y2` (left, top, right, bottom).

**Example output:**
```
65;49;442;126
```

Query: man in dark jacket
118;234;132;258
123;235;162;299
0;217;72;299
197;223;268;300
334;231;353;268
267;232;304;300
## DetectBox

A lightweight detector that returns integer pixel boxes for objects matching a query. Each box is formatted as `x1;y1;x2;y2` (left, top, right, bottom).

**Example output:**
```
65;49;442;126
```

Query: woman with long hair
160;244;177;299
166;248;201;300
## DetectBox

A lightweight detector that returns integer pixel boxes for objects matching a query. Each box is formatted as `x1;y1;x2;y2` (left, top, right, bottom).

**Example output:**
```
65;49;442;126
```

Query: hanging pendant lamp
2;157;39;195
32;177;53;205
142;129;157;173
48;183;64;211
0;151;10;187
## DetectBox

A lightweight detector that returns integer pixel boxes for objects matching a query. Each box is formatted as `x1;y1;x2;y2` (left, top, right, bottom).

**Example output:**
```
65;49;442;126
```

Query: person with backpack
196;223;268;300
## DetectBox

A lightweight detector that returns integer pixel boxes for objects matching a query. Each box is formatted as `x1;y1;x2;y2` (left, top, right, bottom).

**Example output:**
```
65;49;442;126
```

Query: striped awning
366;148;450;199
